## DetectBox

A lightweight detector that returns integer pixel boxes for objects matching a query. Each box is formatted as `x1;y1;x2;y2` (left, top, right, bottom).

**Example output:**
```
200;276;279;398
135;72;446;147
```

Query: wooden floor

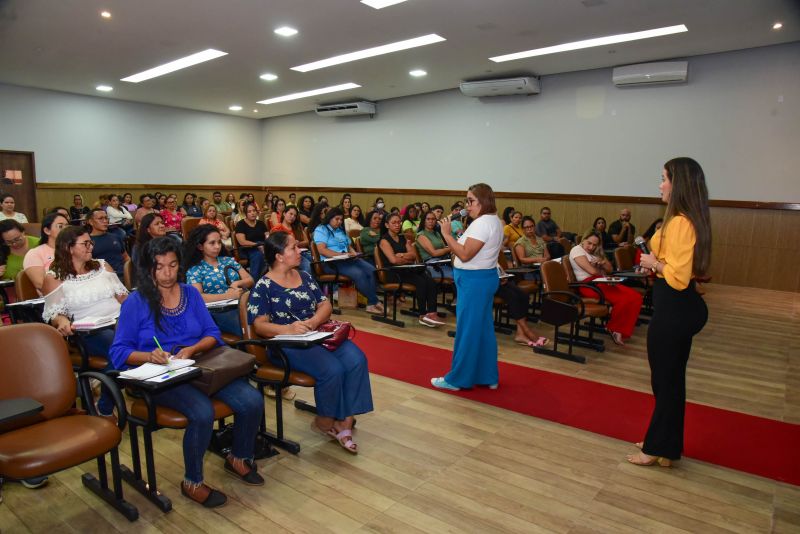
1;284;798;533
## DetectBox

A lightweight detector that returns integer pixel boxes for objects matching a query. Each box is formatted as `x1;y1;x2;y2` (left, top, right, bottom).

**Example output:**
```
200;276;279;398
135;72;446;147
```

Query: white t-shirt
0;212;28;223
454;214;504;270
568;245;597;282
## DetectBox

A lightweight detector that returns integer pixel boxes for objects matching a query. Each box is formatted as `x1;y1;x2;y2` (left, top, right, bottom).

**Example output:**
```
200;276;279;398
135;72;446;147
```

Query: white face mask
376;202;385;209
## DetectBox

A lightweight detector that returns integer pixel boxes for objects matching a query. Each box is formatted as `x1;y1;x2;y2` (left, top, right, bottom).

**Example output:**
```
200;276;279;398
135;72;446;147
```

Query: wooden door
0;151;38;222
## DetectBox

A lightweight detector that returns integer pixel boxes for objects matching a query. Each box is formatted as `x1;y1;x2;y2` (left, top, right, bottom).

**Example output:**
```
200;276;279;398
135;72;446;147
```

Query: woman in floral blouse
247;232;373;454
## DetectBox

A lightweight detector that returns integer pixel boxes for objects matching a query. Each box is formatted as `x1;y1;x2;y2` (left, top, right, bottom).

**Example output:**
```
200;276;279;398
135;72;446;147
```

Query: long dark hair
349;205;365;227
136;213;163;247
401;204;416;223
264;231;291;266
183;224;221;271
136;237;184;332
0;219;25;265
40;212;68;244
661;157;711;276
51;226;100;280
322;206;345;228
642;218;663;240
308;201;329;232
298;195;315;214
282;206;305;241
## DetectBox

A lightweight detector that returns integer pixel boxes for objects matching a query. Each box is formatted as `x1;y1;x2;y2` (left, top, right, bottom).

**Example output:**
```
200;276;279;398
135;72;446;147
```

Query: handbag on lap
317;320;356;351
189;346;256;395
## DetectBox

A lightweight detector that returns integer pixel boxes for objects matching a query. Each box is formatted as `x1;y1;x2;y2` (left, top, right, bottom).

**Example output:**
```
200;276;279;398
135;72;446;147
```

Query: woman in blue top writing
312;207;383;315
248;232;373;454
184;224;254;336
110;237;263;508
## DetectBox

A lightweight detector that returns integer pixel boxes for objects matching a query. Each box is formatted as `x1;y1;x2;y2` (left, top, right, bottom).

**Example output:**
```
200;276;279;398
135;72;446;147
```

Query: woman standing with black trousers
629;157;711;467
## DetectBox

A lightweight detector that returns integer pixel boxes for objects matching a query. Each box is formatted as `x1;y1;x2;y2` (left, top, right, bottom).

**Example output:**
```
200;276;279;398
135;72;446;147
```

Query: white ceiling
0;0;797;119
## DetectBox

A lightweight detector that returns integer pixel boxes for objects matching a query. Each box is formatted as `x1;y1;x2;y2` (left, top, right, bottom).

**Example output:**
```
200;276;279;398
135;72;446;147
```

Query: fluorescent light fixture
257;83;360;105
291;34;446;72
274;26;298;37
489;24;688;63
96;85;113;92
100;10;112;19
361;0;408;8
252;109;259;113
772;22;783;30
229;105;243;111
409;69;427;77
259;73;279;81
121;49;228;83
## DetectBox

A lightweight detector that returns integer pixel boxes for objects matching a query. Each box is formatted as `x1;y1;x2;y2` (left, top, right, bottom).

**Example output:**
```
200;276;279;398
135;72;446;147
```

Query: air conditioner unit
315;101;376;117
459;77;540;97
612;61;688;87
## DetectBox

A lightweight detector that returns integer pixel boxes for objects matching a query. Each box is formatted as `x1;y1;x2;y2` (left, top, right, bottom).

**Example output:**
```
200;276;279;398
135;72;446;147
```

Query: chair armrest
78;371;128;430
541;290;585;316
0;398;43;425
568;283;606;304
229;339;292;386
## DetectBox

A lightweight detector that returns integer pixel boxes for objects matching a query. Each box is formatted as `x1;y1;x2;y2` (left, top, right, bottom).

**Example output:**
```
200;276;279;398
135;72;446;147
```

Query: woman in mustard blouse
628;157;711;467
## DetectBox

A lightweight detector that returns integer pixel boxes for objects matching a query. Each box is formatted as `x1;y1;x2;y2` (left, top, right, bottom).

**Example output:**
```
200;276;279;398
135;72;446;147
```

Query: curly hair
51;225;100;280
182;224;221;271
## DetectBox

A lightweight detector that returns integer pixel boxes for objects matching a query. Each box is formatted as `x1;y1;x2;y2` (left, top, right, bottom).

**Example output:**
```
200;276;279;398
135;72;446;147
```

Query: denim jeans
81;328;117;415
299;250;312;274
322;258;378;305
151;378;263;483
242;247;265;279
210;308;241;337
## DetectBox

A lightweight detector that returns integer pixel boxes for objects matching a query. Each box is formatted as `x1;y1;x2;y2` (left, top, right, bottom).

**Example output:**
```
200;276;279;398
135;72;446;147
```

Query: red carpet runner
357;331;800;486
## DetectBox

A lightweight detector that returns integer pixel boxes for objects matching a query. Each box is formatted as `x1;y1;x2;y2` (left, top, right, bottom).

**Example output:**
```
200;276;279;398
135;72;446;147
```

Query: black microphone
634;236;650;255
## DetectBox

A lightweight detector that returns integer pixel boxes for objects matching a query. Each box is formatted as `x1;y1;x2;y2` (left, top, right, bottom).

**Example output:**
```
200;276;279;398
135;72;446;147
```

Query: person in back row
359;210;383;263
0;219;38;283
609;208;636;247
535;206;561;243
234;202;268;278
270;205;311;272
88;208;129;280
0;194;28;223
23;211;68;293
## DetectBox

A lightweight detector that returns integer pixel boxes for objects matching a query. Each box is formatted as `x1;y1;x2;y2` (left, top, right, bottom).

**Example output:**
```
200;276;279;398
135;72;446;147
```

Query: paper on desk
206;299;238;309
271;331;332;342
119;359;195;380
72;315;118;330
145;366;197;383
323;254;350;262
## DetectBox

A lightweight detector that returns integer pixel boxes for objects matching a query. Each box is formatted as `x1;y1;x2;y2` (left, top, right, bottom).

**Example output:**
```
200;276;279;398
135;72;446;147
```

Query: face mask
376;202;385;209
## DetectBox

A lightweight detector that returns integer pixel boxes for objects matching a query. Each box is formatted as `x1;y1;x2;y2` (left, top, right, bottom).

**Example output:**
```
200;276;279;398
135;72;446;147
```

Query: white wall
260;43;800;203
0;84;262;185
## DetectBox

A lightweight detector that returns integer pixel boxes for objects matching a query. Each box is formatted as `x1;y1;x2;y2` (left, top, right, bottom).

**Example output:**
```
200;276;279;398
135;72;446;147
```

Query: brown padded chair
231;291;315;455
372;245;418;328
413;242;455;309
0;323;137;521
614;246;635;271
123;258;135;291
21;222;41;238
180;216;201;240
309;241;352;314
535;260;609;363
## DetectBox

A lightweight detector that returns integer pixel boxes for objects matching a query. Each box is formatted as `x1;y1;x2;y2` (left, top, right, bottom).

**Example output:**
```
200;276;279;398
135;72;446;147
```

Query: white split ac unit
612;61;688;87
315;101;376;117
459;77;540;97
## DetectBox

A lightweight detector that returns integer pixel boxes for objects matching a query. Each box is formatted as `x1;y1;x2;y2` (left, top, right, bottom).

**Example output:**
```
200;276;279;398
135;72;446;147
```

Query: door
0;151;38;222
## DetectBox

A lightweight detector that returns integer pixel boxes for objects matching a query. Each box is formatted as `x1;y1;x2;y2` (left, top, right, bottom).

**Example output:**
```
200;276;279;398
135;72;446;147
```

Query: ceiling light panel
409;69;427;77
121;49;228;83
361;0;409;9
274;26;298;37
96;85;113;92
259;73;279;81
291;34;446;72
257;83;361;105
490;24;688;63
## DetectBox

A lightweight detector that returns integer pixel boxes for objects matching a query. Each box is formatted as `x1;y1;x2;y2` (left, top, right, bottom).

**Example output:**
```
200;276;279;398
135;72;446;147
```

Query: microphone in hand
634;236;650;255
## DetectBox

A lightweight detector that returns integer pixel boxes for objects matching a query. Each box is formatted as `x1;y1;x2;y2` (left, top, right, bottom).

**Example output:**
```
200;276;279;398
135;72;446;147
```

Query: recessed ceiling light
490;24;688;62
252;109;259;113
772;22;783;30
229;105;243;111
292;34;446;72
409;69;427;77
96;85;113;92
100;10;112;19
361;0;408;8
257;83;361;105
259;73;279;81
274;26;298;37
121;49;228;83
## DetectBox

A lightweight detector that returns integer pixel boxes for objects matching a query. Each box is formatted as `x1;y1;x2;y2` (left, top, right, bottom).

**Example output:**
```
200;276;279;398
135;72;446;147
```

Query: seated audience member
88;208;129;279
535;206;561;242
313;207;383;315
185;224;254;336
211;191;227;213
514;216;550;266
93;194;111;211
379;213;443;327
0;219;39;282
50;206;71;220
420;202;430;216
359;210;383;263
231;198;248;225
248;232;373;454
262;192;273;219
288;192;297;206
134;194;158;225
269;205;311;273
307;201;330;233
317;195;329;205
106;194;135;236
121;193;138;213
449;202;465;239
431;204;445;220
23;212;69;292
633;217;664;266
416;211;454;280
400;204;420;242
224;193;237;213
372;197;387;217
161;196;185;238
156;194;167;210
132;213;167;268
345;205;365;234
569;232;643;345
609;208;636;247
199;204;231;248
268;197;286;229
70;194;91;221
339;194;352;214
234;202;268;278
198;197;210;214
501;206;515;225
297;195;315;226
587;217;613;252
181;193;202;217
503;210;524;247
110;237;264;507
389;206;400;215
496;269;548;347
43;225;128;417
0;193;28;223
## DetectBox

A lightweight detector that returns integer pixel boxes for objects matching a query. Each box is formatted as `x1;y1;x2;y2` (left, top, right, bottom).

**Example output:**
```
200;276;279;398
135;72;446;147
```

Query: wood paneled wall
36;184;800;292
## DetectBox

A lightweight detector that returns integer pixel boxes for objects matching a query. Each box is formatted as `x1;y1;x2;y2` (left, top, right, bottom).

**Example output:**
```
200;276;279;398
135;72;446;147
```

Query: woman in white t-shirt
430;183;504;391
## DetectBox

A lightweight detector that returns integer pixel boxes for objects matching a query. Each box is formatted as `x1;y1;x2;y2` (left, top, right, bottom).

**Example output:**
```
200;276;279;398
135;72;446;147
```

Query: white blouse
43;260;128;323
344;218;363;234
453;214;504;270
106;206;133;225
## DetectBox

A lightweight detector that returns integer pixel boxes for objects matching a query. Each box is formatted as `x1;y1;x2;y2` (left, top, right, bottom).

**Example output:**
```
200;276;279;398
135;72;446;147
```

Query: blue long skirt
444;267;499;388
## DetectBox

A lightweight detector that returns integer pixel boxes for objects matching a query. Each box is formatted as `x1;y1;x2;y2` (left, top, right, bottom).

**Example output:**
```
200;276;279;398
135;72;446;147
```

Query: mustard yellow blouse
650;215;695;291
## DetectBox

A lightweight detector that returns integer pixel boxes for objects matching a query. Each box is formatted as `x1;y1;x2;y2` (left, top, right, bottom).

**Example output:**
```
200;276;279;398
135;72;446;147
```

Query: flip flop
333;429;358;454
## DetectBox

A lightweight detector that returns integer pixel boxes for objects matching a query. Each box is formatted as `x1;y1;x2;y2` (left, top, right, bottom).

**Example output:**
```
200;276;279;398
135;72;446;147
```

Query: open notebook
118;358;195;381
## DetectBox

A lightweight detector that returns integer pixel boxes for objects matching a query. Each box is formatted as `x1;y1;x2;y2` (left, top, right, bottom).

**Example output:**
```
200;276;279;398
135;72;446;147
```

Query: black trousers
396;270;438;315
643;278;708;459
495;282;529;320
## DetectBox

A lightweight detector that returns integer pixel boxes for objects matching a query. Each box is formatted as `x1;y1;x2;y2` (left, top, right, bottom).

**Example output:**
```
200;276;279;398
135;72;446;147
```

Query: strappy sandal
310;420;338;440
333;428;358;454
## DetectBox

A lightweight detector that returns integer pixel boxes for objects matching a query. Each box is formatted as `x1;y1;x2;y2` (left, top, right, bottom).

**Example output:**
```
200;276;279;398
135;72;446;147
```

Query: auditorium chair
180;216;201;240
309;241;352;315
0;323;137;521
535;260;608;364
413;244;456;311
371;246;420;328
613;247;653;320
21;222;41;238
123;259;135;291
348;228;361;240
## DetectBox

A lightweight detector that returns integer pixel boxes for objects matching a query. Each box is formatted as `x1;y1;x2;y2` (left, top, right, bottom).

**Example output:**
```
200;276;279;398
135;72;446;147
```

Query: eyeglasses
3;234;25;246
465;197;477;206
522;225;535;230
73;240;95;249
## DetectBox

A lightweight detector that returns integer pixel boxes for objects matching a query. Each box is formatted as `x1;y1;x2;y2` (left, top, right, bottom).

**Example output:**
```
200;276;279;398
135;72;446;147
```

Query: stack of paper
73;315;118;330
271;331;333;342
118;358;195;380
206;299;238;309
324;254;350;262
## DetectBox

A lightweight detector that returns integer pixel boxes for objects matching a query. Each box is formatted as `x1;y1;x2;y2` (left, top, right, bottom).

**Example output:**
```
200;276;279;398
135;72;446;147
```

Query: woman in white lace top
42;225;128;416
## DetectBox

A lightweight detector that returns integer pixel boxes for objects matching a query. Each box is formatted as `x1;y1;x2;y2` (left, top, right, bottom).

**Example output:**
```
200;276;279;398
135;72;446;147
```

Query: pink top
160;209;184;232
23;244;55;271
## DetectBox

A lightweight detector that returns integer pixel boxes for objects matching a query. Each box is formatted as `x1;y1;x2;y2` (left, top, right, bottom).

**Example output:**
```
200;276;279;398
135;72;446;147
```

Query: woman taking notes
431;183;504;391
628;157;710;467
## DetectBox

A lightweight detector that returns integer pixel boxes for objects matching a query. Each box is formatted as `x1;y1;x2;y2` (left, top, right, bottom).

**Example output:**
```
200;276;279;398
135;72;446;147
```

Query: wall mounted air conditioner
612;61;688;87
315;101;376;117
459;77;540;97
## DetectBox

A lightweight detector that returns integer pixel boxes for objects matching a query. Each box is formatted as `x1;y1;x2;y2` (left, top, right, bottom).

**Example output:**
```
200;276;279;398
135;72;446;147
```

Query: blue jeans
426;263;454;281
151;378;263;483
210;308;241;337
299;250;312;274
81;328;117;415
322;258;378;305
242;247;265;279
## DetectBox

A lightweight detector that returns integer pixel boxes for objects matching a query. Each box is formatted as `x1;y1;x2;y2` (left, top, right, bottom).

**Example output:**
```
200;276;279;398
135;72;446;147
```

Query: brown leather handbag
190;346;256;395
